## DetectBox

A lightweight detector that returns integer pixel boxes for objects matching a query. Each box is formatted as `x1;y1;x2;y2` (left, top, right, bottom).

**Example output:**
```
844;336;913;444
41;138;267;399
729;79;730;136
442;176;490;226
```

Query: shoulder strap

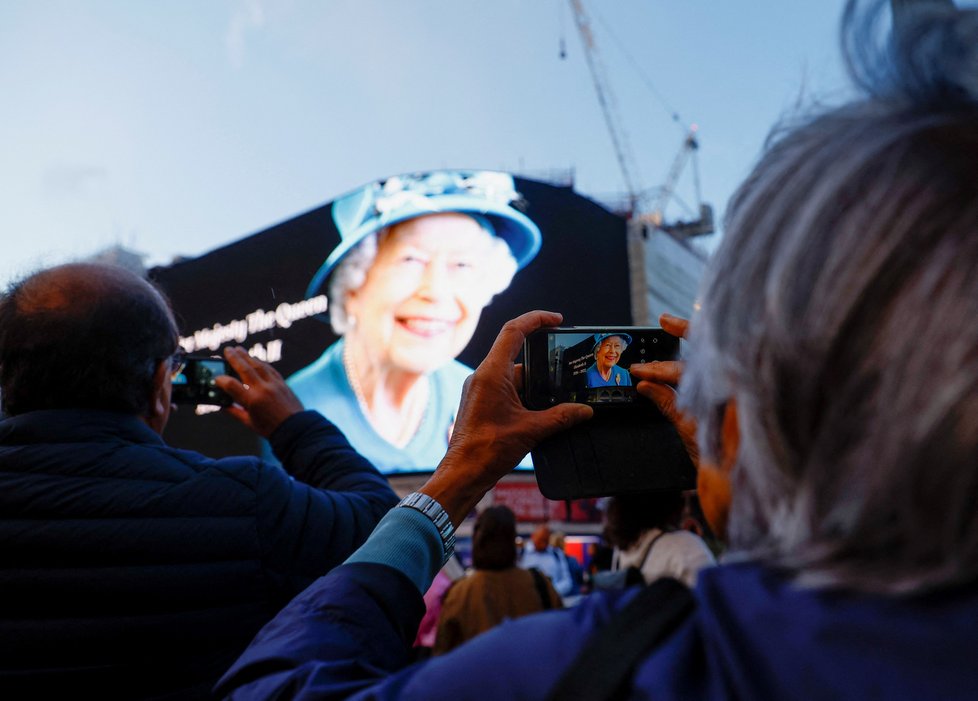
529;568;554;610
546;577;694;701
636;529;670;570
615;529;669;586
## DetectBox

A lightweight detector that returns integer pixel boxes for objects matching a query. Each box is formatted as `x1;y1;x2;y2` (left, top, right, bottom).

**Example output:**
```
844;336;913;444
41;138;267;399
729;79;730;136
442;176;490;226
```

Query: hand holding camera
422;310;594;526
170;347;304;438
215;347;305;438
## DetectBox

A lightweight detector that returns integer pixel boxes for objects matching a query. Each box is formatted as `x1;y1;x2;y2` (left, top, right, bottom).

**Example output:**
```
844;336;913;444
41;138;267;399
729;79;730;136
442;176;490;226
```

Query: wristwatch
397;492;457;563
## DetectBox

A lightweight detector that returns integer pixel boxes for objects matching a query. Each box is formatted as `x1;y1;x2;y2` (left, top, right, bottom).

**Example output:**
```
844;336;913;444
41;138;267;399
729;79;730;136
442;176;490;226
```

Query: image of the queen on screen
586;333;633;388
287;170;542;473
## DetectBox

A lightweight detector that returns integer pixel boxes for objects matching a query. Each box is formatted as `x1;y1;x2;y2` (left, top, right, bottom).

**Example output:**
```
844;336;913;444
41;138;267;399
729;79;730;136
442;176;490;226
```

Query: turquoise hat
306;170;543;298
592;332;633;353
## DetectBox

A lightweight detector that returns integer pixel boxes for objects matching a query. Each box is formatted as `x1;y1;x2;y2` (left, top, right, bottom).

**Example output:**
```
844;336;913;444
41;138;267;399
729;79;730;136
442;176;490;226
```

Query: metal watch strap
397;492;457;563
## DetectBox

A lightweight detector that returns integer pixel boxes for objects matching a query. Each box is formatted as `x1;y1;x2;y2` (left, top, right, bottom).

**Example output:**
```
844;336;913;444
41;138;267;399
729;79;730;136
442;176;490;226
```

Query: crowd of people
3;0;978;698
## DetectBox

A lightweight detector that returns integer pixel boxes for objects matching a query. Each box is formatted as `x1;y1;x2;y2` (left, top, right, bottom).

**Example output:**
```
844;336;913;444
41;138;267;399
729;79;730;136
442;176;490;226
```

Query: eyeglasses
169;350;187;381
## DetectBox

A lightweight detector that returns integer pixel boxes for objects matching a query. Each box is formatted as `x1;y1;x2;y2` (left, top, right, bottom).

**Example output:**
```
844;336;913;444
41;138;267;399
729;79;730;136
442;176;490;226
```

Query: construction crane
566;0;713;238
567;0;641;214
647;126;714;239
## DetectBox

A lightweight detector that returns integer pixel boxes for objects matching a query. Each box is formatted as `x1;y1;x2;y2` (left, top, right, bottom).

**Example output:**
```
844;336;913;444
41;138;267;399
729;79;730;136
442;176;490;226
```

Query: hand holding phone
171;355;236;407
630;314;700;467
522;325;694;500
170;349;305;438
215;346;305;438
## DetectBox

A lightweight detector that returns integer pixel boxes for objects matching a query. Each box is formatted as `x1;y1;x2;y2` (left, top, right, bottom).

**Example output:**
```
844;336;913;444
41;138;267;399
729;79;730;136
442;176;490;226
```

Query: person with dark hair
0;263;397;698
433;506;561;655
217;1;978;698
0;266;178;417
602;491;715;588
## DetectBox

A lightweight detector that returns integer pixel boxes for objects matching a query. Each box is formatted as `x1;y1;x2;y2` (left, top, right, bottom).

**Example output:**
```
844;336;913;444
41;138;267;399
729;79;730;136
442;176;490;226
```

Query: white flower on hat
372;170;521;219
460;171;520;206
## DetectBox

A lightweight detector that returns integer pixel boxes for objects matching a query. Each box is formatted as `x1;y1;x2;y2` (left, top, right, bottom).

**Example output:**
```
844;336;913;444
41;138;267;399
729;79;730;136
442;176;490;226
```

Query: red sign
492;482;550;522
492;482;605;524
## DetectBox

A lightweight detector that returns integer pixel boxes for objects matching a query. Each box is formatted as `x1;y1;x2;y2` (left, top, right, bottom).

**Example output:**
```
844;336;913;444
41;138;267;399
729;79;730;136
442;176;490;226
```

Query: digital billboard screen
151;170;631;477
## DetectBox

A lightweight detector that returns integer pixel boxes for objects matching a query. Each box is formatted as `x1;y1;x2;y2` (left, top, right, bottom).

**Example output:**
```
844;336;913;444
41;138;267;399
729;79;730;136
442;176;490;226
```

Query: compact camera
521;326;694;501
171;355;235;407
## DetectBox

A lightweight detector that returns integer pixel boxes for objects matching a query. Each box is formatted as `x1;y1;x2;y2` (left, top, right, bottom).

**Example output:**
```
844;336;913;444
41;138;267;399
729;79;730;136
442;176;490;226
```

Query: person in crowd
518;523;576;598
585;540;614;580
217;1;978;698
0;263;398;698
433;506;562;655
602;490;715;588
550;530;585;593
585;333;632;387
287;170;542;472
411;554;465;659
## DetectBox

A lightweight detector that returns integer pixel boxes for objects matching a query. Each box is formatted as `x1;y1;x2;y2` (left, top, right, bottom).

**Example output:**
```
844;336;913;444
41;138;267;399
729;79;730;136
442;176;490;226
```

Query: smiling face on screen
344;212;499;375
594;336;626;374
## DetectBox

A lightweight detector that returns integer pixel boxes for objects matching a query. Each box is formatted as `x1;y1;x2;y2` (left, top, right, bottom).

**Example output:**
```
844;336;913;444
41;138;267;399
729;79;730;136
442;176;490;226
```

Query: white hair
680;0;978;595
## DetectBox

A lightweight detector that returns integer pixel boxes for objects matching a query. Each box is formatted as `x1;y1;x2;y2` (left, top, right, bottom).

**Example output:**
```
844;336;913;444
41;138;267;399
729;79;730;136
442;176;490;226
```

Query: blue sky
0;1;852;287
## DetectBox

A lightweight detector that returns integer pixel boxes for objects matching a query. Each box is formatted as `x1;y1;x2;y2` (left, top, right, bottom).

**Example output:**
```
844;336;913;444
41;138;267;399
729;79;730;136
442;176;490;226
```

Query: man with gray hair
217;1;978;698
0;263;397;698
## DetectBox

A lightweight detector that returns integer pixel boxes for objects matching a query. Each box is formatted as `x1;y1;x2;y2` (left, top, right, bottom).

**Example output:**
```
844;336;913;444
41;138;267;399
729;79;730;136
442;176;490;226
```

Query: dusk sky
0;1;853;287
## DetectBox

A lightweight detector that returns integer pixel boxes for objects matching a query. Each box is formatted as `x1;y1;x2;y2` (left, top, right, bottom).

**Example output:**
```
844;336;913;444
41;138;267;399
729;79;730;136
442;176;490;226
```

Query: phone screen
523;327;678;409
171;357;233;406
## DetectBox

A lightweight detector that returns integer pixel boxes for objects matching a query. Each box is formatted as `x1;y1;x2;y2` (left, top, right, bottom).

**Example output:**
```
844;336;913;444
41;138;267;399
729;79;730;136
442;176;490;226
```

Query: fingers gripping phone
522;327;695;500
171;355;236;407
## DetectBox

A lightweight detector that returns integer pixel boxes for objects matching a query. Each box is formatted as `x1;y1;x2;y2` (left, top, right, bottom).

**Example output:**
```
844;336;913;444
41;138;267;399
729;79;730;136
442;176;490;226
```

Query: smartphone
522;327;680;410
522;326;693;500
171;355;235;407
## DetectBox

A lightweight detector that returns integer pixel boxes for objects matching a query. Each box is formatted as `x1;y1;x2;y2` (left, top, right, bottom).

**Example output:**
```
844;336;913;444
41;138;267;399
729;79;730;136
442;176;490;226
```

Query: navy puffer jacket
0;409;397;699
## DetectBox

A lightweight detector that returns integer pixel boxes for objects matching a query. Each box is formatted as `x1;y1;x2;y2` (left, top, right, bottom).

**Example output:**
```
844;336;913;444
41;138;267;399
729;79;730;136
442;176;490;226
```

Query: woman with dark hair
433;506;561;655
602;491;715;588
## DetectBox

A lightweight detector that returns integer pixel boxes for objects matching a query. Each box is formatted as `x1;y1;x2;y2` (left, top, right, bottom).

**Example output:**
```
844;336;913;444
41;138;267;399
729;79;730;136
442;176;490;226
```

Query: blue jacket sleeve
255;411;399;591
216;562;426;699
215;562;622;701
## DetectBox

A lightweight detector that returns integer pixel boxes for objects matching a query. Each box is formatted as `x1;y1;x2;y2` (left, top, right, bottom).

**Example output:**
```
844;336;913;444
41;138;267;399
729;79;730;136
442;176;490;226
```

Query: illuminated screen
524;328;679;409
151;170;632;475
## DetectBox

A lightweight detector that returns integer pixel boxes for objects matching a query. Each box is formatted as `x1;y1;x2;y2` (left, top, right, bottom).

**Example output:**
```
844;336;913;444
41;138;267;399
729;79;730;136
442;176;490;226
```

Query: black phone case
531;406;696;500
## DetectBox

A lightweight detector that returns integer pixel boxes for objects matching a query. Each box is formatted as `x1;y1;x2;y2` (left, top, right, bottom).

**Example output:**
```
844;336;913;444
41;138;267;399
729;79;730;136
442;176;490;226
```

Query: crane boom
650;126;698;225
568;0;640;212
567;0;713;237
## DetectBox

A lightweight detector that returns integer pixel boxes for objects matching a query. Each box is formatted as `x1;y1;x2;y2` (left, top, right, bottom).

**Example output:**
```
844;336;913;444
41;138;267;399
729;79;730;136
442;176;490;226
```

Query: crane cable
559;1;691;136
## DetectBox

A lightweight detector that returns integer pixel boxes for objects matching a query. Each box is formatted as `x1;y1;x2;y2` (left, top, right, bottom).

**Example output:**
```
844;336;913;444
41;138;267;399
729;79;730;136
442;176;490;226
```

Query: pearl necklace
342;340;430;448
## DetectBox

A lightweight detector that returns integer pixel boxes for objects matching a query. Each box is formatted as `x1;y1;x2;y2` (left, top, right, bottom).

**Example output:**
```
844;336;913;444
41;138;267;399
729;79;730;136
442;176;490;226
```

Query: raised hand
421;310;594;526
629;313;699;467
214;346;304;438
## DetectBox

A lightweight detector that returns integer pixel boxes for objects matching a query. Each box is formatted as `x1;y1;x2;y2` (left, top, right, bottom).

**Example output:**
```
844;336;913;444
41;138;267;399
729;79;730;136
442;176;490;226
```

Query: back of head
603;491;685;551
0;263;178;416
472;506;518;571
530;524;551;553
682;0;978;594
